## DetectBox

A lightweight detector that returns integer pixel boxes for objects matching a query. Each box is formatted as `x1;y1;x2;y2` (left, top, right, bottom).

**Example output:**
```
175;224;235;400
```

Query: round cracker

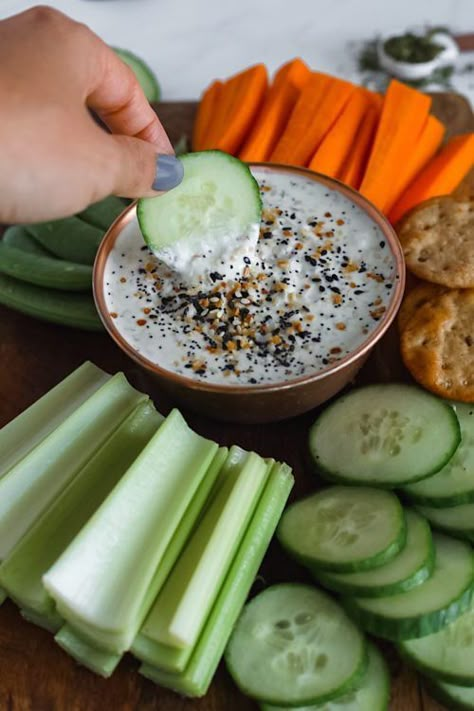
397;196;474;288
401;288;474;402
397;281;446;333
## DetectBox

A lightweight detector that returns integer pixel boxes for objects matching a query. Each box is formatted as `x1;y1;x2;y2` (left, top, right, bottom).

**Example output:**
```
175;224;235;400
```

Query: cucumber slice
113;48;160;103
0;273;102;331
79;196;128;231
399;599;474;686
225;583;368;707
277;486;406;573
309;384;461;487
416;501;474;540
403;402;474;506
426;678;474;711
3;226;52;256
259;643;390;711
313;510;434;597
0;242;92;291
137;151;262;280
26;217;103;265
344;533;474;641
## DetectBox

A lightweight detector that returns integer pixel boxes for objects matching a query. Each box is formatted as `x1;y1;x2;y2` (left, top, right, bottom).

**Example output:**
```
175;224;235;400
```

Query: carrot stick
273;57;310;87
239;60;310;162
389;133;474;224
384;114;445;214
359;80;432;212
192;80;223;151
338;104;380;189
214;64;268;155
270;73;355;166
201;74;242;150
308;89;372;177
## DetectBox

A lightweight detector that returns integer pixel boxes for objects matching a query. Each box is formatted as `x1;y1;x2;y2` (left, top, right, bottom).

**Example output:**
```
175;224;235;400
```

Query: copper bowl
94;164;405;423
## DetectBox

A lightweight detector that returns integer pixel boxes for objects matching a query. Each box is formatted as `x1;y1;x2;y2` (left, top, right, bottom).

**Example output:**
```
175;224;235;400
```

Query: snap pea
26;217;103;265
0;242;92;291
0;273;103;331
79;196;129;231
3;226;52;257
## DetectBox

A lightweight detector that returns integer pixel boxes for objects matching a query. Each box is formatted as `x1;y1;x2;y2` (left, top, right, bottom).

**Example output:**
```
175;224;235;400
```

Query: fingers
95;131;183;199
87;43;172;150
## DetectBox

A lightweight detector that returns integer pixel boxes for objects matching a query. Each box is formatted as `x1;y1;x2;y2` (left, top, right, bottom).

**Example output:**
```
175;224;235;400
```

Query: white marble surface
1;0;473;101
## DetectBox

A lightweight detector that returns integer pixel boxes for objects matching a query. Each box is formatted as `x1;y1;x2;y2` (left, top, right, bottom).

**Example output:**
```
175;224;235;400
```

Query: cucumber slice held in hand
309;384;461;487
225;583;368;707
344;533;474;641
113;48;160;103
313;509;434;598
259;643;391;711
137;151;262;281
277;486;406;573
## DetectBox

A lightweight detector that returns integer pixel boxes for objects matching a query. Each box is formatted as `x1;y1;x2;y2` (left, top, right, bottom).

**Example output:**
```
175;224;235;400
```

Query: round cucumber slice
259;643;390;711
344;533;474;641
403;402;474;506
399;600;474;686
277;486;406;573
313;510;434;597
416;501;474;540
113;48;160;102
309;384;461;487
426;678;474;711
225;583;367;707
137;151;262;279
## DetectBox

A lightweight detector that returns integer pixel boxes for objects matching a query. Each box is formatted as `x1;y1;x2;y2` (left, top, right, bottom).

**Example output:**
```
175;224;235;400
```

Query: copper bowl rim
93;163;405;395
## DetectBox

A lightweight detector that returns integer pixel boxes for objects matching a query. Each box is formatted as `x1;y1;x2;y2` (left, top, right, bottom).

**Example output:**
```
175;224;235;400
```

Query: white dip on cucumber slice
138;152;261;283
104;164;397;385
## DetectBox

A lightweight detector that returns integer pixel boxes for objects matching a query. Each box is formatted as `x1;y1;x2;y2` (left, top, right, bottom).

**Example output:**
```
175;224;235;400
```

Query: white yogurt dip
104;168;398;386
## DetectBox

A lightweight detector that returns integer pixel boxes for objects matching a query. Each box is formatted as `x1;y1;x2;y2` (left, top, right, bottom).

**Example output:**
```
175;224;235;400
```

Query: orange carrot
359;80;432;212
389;133;474;224
273;57;310;87
308;88;372;177
385;114;445;214
239;60;310;162
201;73;242;149
270;73;355;166
214;64;268;154
338;104;380;189
192;80;223;151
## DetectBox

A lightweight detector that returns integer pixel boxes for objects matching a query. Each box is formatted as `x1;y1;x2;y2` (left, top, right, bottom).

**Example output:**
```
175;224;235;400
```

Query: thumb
106;134;184;198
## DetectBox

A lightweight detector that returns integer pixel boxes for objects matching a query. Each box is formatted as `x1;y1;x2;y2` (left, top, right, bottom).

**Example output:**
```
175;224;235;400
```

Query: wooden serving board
0;93;473;711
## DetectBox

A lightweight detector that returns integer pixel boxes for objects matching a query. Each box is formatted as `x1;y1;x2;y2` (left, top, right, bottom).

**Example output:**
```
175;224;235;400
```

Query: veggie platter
0;76;473;710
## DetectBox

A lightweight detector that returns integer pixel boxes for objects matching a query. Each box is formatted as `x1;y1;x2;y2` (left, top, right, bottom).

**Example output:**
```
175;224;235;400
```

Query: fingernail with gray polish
152;154;184;191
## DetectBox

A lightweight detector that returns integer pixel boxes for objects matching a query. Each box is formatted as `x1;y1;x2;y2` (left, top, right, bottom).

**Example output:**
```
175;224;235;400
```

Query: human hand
0;6;183;223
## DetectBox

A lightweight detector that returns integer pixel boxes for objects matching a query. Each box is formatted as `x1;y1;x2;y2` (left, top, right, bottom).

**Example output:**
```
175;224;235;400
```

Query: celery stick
139;462;294;697
0;400;162;623
43;409;218;654
0;361;109;479
138;445;229;616
21;607;62;633
0;372;146;560
55;625;121;678
136;448;272;667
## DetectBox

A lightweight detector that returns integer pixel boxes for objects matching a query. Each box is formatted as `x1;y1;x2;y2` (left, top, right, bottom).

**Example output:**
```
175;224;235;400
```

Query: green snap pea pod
0;273;103;331
79;196;128;231
0;243;92;291
26;217;103;265
3;226;52;257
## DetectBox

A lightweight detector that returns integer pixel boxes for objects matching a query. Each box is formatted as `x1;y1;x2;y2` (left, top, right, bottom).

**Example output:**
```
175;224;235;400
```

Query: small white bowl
377;30;459;82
